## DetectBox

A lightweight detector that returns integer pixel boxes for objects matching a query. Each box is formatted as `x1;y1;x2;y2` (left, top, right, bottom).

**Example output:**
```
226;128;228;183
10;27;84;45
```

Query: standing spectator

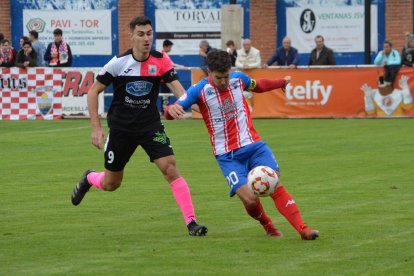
308;35;336;66
162;39;184;68
374;40;401;85
16;41;37;68
44;28;72;67
225;40;237;67
401;33;414;68
264;37;299;68
0;39;17;67
29;30;46;66
235;39;261;69
199;40;216;75
70;16;207;236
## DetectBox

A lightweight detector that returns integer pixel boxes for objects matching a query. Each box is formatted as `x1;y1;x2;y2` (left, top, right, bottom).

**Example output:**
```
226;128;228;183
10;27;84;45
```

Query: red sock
244;200;272;226
271;186;306;233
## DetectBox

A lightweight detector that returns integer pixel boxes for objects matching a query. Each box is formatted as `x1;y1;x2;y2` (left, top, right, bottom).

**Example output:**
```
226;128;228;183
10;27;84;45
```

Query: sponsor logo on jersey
126;81;153;97
149;65;157;75
205;88;215;96
123;68;132;74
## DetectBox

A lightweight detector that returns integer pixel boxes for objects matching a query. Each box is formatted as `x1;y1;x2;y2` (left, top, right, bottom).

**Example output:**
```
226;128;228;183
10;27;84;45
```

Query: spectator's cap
163;39;173;48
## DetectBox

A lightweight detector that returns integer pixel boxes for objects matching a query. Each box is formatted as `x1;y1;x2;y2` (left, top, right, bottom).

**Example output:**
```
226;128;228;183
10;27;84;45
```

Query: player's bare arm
87;80;107;149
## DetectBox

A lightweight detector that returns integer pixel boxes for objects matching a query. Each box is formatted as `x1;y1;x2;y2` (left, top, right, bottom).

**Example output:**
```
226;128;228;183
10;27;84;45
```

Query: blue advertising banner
277;0;385;65
11;0;119;67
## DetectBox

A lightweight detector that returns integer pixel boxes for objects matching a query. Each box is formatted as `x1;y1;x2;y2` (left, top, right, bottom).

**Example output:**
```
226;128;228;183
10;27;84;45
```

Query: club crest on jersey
149;65;157;75
219;98;237;113
126;81;153;97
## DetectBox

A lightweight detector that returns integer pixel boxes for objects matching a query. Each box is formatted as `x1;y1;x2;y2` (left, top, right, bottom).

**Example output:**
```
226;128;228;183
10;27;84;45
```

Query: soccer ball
247;166;279;197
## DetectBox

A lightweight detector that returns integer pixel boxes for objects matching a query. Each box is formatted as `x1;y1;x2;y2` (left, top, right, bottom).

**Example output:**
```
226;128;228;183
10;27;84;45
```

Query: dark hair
23;41;32;47
29;30;39;39
0;32;4;42
384;40;393;47
163;39;173;47
20;36;29;43
225;40;235;47
53;28;63;36
129;16;152;31
1;39;10;45
315;35;324;41
207;50;232;73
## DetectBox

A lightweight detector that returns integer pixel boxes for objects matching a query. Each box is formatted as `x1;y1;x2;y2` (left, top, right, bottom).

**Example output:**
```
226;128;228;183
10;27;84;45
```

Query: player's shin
170;177;196;224
243;199;272;226
270;185;306;233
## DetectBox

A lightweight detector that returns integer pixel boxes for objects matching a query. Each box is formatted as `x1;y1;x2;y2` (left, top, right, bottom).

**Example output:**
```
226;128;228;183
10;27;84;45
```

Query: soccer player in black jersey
71;16;207;236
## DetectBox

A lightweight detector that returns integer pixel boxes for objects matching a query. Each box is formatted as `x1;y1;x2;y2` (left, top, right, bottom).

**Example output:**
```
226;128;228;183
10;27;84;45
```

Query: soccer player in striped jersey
71;16;207;236
165;50;319;240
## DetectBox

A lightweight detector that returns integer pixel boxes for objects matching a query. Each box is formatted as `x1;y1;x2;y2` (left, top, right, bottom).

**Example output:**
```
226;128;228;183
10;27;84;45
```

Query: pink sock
87;172;105;190
170;177;196;225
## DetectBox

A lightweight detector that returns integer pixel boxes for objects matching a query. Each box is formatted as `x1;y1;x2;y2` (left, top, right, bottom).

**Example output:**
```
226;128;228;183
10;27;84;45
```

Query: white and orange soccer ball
247;166;279;197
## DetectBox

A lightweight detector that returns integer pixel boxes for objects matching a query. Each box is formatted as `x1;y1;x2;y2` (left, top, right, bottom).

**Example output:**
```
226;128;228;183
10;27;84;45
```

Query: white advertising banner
23;10;112;55
61;68;104;116
155;9;221;55
286;6;378;53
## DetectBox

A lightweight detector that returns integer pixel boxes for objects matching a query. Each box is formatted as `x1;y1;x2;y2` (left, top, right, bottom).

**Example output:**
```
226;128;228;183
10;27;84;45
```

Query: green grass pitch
1;118;413;275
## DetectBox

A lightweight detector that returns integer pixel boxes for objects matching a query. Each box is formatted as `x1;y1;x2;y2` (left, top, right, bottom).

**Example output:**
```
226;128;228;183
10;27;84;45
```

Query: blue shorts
215;141;280;197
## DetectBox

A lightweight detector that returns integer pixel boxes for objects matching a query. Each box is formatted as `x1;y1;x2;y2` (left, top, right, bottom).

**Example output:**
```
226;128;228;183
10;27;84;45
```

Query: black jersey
96;49;179;132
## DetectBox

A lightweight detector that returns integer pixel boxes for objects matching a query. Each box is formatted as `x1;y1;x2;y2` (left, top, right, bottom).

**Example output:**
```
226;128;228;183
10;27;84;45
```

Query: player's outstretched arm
87;81;107;149
252;76;291;93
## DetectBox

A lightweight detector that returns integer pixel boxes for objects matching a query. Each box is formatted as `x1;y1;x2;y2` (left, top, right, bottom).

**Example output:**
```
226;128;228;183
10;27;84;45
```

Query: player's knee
243;196;260;209
162;163;180;182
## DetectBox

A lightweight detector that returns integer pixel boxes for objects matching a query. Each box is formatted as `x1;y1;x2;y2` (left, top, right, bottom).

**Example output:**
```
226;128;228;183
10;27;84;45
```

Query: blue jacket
266;46;299;66
374;49;401;66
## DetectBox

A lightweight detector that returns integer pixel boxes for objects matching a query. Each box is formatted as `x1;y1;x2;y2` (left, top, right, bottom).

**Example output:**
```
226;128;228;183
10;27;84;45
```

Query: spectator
44;28;72;67
29;30;46;66
235;38;261;69
199;40;216;75
374;40;401;85
19;36;30;50
16;41;37;68
401;33;414;68
0;39;17;67
264;37;299;68
225;40;237;67
162;39;183;68
308;35;336;66
0;32;4;43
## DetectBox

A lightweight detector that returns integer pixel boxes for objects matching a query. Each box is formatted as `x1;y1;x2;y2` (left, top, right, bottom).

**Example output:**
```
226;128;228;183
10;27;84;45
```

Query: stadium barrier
191;66;414;118
1;66;414;120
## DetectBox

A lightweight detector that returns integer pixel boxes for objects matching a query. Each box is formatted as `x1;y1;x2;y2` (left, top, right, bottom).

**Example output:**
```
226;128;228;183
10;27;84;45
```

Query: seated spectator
235;39;261;69
264;37;299;68
199;40;216;75
29;30;46;67
401;33;414;67
0;39;18;67
374;40;401;85
225;40;237;67
308;35;336;66
16;41;37;68
162;39;184;68
44;28;72;67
